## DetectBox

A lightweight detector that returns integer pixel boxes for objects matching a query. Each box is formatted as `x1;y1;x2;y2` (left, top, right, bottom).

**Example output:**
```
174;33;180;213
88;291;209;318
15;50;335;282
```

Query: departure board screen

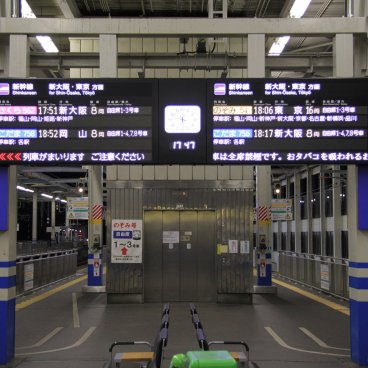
0;79;156;163
207;78;368;164
1;78;368;164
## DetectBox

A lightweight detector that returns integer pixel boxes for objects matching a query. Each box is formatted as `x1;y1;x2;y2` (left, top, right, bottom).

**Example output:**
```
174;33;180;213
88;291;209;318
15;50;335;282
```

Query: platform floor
12;270;354;368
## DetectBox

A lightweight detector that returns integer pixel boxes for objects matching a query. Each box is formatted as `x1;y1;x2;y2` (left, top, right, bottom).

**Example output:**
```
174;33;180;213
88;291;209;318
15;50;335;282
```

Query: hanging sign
111;219;142;263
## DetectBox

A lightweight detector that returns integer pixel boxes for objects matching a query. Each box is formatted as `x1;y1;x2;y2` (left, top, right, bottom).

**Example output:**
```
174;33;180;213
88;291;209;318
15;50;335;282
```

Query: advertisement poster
111;219;142;263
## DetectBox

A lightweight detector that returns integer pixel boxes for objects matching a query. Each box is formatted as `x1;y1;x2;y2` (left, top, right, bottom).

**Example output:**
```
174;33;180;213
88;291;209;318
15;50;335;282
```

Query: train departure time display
207;79;368;164
0;79;156;164
0;78;368;164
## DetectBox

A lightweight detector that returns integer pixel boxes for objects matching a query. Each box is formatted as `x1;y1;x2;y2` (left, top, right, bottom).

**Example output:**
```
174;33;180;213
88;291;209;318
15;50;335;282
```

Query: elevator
144;210;216;302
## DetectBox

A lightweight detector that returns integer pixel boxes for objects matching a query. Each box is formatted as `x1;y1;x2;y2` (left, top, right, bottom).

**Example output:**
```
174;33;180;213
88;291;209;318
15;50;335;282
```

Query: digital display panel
0;79;157;164
1;78;368;165
207;79;368;164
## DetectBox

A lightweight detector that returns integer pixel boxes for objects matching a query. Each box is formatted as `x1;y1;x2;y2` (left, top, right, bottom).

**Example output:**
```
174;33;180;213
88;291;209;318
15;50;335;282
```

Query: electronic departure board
0;78;368;164
0;79;156;164
207;79;368;164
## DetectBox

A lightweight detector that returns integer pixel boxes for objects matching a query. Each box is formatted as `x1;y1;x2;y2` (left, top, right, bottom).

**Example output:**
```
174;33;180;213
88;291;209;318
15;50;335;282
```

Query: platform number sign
111;219;142;263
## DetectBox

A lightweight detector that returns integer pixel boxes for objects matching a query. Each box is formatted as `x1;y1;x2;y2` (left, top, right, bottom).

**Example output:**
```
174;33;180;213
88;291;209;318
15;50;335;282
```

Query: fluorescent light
41;193;53;199
17;185;34;193
60;199;67;203
21;0;59;53
268;36;290;56
268;0;311;56
36;36;59;53
289;0;312;18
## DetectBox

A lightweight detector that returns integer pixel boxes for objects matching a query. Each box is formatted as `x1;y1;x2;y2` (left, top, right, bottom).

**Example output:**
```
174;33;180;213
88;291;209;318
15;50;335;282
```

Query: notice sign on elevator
111;219;142;263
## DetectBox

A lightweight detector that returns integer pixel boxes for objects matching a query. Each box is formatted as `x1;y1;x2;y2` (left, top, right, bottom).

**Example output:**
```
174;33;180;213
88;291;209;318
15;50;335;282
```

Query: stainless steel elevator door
144;210;216;302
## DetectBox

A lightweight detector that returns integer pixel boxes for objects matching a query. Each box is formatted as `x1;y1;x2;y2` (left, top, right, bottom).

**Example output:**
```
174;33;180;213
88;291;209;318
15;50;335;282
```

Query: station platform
12;270;353;368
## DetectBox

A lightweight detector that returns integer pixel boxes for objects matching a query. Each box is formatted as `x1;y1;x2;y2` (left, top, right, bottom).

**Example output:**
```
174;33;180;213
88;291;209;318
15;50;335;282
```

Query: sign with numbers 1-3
111;219;142;263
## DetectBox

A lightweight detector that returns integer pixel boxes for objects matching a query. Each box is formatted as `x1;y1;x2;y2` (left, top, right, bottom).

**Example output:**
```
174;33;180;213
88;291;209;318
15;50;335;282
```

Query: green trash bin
169;350;237;368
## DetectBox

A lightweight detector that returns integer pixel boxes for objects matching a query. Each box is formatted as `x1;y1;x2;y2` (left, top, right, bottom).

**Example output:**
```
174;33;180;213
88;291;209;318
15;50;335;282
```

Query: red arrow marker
7;153;13;161
122;247;128;256
15;153;22;161
0;153;5;160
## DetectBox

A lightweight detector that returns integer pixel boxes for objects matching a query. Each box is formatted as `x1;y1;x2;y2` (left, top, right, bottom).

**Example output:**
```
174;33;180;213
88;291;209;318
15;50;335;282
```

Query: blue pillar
0;261;16;365
257;252;272;286
348;166;368;365
0;167;16;365
88;251;103;286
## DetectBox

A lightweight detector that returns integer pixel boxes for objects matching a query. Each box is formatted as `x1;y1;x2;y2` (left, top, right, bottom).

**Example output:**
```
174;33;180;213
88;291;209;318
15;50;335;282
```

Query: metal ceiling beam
0;17;365;37
19;167;87;173
29;52;332;70
57;0;81;18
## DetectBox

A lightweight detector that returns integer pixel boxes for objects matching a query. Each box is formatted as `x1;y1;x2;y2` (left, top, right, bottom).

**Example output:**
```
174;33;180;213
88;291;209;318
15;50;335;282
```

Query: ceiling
14;0;346;201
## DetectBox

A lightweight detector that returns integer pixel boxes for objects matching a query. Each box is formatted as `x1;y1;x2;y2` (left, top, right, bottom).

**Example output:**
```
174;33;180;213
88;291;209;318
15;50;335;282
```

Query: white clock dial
164;105;201;133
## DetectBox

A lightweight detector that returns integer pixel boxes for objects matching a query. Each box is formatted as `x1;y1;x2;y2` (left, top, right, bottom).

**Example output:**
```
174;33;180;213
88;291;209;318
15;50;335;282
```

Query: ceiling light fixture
268;0;311;56
41;193;53;199
21;0;59;53
17;185;34;193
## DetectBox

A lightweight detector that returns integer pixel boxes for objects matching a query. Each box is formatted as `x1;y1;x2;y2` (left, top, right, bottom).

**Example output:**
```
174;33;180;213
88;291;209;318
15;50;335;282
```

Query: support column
247;34;265;78
0;33;29;366
0;0;11;17
9;35;29;77
248;34;276;293
0;167;16;365
51;198;56;243
254;166;277;294
32;192;37;243
99;34;117;77
83;34;117;292
348;166;368;365
83;166;104;292
333;34;354;78
332;165;342;259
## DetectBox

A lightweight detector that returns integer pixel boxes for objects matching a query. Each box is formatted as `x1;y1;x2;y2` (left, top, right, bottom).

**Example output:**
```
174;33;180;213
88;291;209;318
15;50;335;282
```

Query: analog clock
164;105;201;133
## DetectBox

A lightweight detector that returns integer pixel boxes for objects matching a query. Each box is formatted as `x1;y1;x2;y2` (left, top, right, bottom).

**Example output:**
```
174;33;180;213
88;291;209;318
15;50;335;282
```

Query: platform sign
23;263;34;291
67;197;88;220
111;219;142;263
271;199;293;221
320;263;330;290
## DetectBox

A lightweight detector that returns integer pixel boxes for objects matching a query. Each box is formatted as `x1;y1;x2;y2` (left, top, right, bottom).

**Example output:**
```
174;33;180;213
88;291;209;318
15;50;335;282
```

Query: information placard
111;219;143;263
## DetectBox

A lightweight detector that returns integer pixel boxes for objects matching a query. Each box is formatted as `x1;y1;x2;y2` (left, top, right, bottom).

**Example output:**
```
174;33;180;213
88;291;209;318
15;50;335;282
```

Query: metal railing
16;240;85;256
277;251;349;300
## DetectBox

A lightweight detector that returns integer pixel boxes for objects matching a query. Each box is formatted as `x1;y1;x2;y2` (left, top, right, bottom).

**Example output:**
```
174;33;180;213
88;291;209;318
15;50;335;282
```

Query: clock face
164;105;201;133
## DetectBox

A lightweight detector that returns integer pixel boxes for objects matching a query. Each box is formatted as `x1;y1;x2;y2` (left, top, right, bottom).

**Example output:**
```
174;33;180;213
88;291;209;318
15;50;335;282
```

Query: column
0;33;28;366
293;172;301;253
51;198;56;243
99;34;117;77
254;166;276;293
84;166;104;291
247;34;265;78
333;34;354;78
348;166;368;365
0;167;16;365
32;192;37;243
333;26;368;365
332;165;342;259
248;33;276;293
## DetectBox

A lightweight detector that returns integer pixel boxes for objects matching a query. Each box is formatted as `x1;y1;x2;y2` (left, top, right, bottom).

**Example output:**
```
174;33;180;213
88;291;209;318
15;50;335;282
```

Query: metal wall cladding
107;185;253;295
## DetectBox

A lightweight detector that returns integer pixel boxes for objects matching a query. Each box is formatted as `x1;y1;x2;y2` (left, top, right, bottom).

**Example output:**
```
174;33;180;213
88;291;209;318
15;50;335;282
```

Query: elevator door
144;210;216;302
